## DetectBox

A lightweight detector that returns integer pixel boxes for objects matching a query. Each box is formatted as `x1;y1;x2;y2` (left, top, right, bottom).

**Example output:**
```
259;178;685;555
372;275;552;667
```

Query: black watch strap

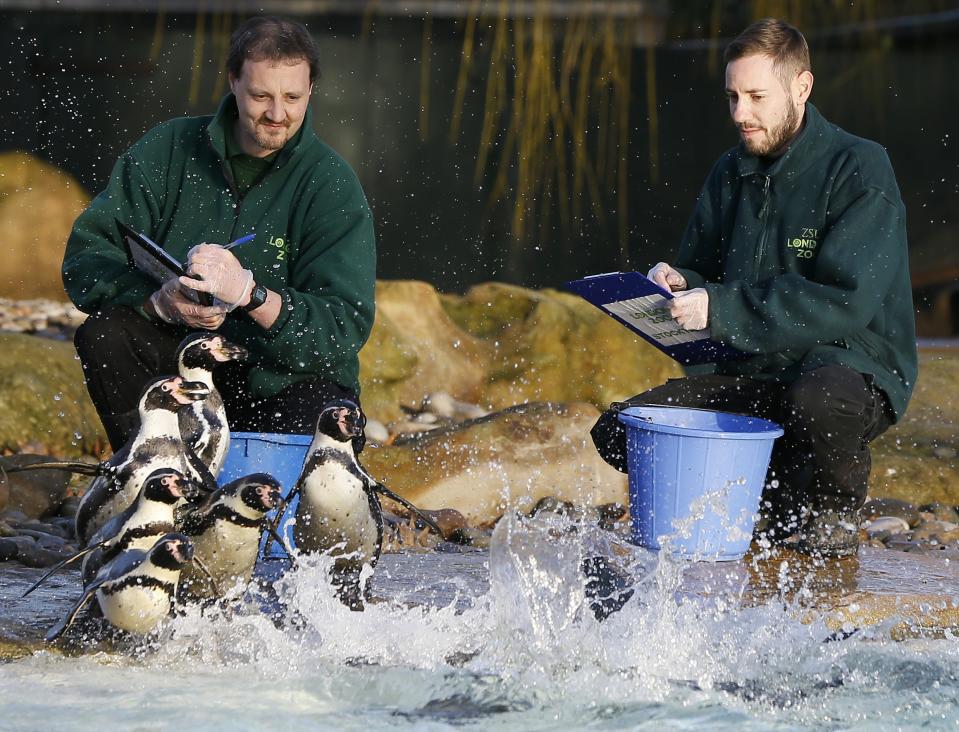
243;282;268;312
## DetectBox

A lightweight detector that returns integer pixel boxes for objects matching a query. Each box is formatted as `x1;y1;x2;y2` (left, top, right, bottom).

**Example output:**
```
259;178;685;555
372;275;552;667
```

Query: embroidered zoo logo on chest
267;235;290;261
787;227;819;259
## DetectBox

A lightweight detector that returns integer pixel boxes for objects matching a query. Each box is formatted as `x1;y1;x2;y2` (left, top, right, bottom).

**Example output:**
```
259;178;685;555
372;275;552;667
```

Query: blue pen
223;233;255;250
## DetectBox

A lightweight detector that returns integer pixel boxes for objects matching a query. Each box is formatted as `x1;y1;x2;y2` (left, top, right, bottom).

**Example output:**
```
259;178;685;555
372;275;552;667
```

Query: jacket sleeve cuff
261;288;296;340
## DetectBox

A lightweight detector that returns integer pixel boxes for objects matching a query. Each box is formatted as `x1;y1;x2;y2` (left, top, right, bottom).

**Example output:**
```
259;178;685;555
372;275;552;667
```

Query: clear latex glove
149;278;228;330
669;288;709;331
647;262;688;292
179;244;254;311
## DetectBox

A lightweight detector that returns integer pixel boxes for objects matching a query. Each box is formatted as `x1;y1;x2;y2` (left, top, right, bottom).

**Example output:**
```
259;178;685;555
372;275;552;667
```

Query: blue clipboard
565;271;745;366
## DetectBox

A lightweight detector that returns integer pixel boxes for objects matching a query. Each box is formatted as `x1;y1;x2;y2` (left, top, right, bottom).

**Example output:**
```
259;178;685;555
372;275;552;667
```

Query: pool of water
2;514;958;730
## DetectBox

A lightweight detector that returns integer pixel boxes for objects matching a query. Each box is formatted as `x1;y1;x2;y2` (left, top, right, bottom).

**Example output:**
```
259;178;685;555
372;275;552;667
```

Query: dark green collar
206;92;315;169
734;102;827;180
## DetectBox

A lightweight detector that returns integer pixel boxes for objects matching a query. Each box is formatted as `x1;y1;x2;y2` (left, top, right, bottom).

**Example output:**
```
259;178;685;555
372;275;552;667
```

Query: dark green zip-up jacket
62;94;376;399
673;103;917;421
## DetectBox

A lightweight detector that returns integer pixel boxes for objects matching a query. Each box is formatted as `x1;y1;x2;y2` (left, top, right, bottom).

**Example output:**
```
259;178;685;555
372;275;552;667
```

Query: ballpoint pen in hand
223;233;255;250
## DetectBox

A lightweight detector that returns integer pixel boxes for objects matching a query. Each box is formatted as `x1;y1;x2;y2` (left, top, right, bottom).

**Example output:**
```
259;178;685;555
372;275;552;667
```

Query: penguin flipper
371;482;443;536
1;460;106;477
21;544;102;598
46;589;96;642
184;447;219;495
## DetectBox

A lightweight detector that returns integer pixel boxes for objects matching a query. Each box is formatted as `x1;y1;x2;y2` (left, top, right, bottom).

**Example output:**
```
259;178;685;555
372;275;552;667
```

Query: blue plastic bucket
218;431;311;560
617;406;783;560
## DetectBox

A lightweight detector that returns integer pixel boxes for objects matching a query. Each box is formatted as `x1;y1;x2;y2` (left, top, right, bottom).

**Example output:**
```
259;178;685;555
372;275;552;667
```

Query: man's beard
253;119;290;151
741;101;799;157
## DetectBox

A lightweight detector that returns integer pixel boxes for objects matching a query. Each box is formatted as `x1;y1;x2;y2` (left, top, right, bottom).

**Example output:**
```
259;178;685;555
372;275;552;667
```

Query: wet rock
0;535;68;567
911;521;959;545
362;402;628;527
884;538;925;553
529;496;575;518
13;528;67;548
932;445;958;460
446;526;492;549
863;516;911;538
0;455;72;519
13;519;69;539
46;516;76;536
0;510;28;524
0;335;106;456
364;418;390;444
919;502;959;524
861;498;921;528
0;521;15;538
0;152;90;302
57;496;82;519
595;502;629;530
416;508;468;541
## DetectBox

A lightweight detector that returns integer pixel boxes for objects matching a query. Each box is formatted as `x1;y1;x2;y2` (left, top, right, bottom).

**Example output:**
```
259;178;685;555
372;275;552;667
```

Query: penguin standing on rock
46;532;202;641
177;473;283;600
74;376;212;543
290;400;442;610
21;468;199;597
175;333;248;477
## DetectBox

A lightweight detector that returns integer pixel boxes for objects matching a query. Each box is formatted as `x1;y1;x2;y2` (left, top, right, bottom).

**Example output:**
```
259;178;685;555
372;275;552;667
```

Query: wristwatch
243;282;268;312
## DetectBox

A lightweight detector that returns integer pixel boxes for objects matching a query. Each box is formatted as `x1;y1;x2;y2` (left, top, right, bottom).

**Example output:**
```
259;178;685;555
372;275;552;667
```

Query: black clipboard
116;219;213;306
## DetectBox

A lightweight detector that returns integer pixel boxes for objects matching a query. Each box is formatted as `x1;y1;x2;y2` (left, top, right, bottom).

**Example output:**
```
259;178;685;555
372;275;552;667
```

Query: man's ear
794;69;814;105
228;73;238;93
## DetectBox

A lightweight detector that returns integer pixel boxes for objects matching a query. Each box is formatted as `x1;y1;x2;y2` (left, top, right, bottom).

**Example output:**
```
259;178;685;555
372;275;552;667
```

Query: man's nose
731;98;750;124
266;99;284;121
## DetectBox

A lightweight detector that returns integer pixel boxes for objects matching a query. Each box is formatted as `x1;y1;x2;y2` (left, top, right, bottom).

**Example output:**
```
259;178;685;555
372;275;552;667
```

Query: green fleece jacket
674;103;917;420
62;94;376;399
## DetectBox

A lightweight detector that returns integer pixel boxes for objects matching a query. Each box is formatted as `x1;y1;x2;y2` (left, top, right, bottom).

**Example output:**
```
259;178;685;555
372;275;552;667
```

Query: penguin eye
161;383;172;392
201;342;211;350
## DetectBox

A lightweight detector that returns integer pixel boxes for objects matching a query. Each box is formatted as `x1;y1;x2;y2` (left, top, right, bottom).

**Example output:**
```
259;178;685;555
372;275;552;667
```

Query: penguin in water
21;468;199;597
74;376;214;544
175;332;248;477
177;473;283;601
289;399;442;610
46;532;207;641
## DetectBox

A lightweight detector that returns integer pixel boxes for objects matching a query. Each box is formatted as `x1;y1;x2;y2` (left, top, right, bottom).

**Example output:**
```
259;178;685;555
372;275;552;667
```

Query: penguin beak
171;539;194;563
215;341;249;363
181;480;202;502
174;380;211;403
338;409;365;439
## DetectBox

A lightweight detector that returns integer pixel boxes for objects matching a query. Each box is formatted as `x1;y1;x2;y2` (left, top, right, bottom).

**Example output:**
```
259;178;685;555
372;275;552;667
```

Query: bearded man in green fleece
591;18;918;557
62;16;375;451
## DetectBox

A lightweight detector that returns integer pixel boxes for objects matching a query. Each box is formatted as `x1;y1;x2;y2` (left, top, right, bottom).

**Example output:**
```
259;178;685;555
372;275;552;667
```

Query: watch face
245;284;267;311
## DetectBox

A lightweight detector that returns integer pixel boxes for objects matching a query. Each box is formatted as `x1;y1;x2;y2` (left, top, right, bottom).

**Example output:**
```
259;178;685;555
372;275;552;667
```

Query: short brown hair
227;16;321;84
724;18;810;88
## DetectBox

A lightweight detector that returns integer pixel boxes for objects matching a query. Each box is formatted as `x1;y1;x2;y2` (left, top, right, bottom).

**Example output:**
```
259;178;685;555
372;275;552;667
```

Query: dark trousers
590;366;892;516
74;305;361;451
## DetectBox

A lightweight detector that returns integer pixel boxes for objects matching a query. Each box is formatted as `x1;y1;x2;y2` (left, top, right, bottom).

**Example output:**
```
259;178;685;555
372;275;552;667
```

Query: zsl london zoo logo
788;227;819;259
268;234;290;260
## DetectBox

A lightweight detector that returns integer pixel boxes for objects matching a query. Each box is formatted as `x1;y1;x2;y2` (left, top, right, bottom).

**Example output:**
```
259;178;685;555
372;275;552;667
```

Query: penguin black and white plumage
74;376;212;544
292;400;383;610
21;468;198;598
175;333;248;477
80;468;201;584
46;532;197;641
177;473;282;600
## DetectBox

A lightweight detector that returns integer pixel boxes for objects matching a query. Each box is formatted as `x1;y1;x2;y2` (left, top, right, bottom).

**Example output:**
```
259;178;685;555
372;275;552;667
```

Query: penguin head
315;399;366;442
233;473;283;513
141;468;199;505
150;532;194;568
176;332;249;370
140;376;211;414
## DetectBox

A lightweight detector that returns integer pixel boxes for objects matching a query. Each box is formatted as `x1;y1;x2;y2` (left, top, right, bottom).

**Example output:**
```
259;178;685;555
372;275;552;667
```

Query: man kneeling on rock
590;19;917;558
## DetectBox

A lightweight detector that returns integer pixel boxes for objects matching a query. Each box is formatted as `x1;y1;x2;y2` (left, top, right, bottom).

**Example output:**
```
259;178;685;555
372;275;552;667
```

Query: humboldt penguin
74;376;212;544
46;532;200;640
21;468;198;597
177;473;283;600
290;400;441;610
175;333;248;477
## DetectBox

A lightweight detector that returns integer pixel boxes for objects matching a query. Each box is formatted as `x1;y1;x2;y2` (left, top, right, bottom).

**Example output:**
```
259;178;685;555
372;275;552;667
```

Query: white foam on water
3;512;959;730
